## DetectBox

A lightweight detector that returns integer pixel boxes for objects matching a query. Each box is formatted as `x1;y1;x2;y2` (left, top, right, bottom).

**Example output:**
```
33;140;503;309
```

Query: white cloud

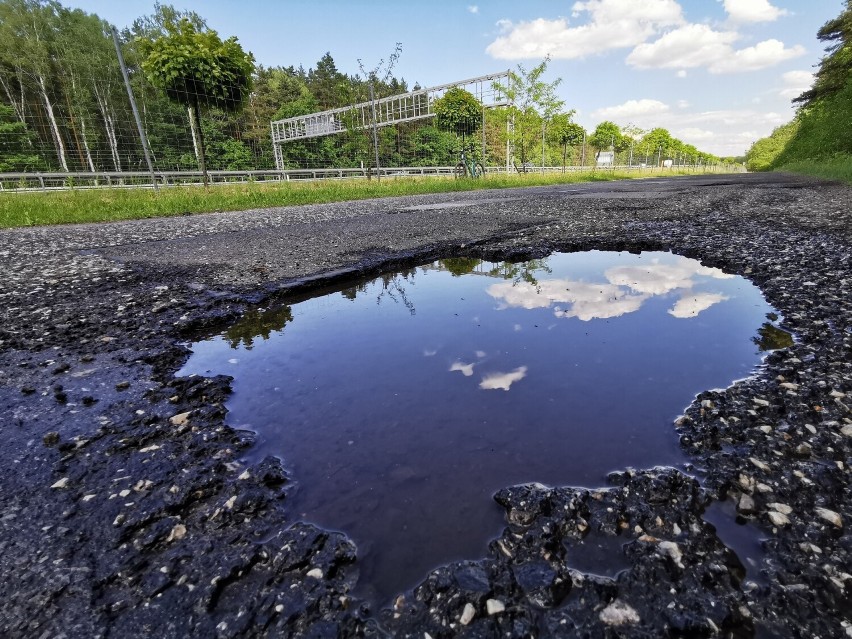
782;70;814;85
468;5;479;14
779;69;815;98
486;0;683;60
480;366;528;391
707;39;806;73
591;99;670;121
675;127;715;141
669;293;729;318
723;0;788;23
683;109;787;127
627;24;738;69
627;24;804;73
676;70;688;78
676;99;690;108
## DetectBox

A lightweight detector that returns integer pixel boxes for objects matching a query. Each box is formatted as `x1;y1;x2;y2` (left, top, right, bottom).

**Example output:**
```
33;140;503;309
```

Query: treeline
0;0;722;174
586;121;721;167
745;1;852;174
0;0;429;172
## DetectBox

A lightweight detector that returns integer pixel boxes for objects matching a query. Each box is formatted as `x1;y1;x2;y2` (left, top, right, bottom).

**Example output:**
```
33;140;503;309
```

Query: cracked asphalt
1;172;850;637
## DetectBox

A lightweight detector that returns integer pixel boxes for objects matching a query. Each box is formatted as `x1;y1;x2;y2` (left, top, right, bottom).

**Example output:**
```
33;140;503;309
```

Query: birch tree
0;0;69;170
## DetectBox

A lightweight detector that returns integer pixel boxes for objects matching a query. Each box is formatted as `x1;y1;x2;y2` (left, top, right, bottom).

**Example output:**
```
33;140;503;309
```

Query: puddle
703;498;766;585
180;251;783;604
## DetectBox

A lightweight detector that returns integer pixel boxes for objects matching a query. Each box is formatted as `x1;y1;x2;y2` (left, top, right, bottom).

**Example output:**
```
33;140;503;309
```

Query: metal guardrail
0;168;455;192
0;164;740;193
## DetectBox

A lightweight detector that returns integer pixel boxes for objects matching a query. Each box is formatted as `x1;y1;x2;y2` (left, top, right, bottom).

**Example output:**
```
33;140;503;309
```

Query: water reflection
669;293;729;318
450;361;475;376
605;259;734;295
754;321;795;351
180;251;787;605
479;366;528;391
487;256;737;322
441;257;482;277
224;305;293;349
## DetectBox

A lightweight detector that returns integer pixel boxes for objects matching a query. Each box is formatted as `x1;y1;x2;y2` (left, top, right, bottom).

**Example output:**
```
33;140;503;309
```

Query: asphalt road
1;172;850;637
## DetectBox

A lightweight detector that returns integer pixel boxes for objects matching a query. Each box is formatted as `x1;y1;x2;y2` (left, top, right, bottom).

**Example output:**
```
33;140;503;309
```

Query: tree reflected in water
441;258;482;277
753;322;794;351
436;257;552;288
376;269;417;315
224;305;293;349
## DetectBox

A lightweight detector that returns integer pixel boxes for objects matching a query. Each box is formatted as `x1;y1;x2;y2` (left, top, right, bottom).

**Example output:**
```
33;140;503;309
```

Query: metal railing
0;163;742;192
0;167;458;191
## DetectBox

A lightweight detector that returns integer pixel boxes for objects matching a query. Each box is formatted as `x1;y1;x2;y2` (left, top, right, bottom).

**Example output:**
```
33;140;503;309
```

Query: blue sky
68;0;843;156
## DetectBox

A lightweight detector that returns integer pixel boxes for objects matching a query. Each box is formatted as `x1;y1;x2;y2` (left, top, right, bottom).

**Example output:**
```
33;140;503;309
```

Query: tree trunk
80;116;96;172
70;75;95;172
61;77;85;169
38;74;68;171
562;143;567;174
95;88;121;171
191;99;209;187
106;110;120;171
187;105;200;163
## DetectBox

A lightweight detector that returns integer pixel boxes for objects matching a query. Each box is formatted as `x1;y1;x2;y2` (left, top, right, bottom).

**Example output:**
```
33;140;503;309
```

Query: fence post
481;102;486;168
112;27;158;191
369;83;381;181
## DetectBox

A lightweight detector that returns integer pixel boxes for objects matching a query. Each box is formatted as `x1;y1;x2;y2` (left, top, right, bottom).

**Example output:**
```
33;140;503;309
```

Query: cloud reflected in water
669;293;730;318
605;259;733;295
450;361;475;376
487;257;734;321
479;366;528;391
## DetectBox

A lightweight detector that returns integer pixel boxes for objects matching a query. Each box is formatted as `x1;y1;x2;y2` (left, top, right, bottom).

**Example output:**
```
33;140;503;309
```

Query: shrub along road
0;172;850;637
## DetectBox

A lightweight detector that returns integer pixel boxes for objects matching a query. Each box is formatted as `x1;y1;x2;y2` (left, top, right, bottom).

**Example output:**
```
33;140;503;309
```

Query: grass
776;156;852;185
1;167;726;229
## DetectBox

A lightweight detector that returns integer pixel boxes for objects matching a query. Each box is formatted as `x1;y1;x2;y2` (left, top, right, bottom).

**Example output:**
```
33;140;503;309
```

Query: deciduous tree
0;0;69;170
795;0;852;106
590;121;626;154
138;17;254;185
548;112;584;171
434;87;481;141
495;56;564;166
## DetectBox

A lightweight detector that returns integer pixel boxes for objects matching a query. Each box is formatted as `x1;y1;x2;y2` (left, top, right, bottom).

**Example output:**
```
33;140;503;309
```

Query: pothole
180;250;789;604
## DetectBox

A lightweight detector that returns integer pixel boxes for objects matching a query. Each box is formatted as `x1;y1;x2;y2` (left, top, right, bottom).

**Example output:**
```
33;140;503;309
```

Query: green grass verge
775;156;852;185
1;168;722;229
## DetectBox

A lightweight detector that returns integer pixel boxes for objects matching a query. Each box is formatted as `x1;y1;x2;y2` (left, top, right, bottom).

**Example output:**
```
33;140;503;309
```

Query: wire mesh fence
0;4;736;192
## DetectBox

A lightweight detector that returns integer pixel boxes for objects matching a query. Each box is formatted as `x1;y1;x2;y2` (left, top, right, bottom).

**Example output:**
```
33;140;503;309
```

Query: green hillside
745;1;852;183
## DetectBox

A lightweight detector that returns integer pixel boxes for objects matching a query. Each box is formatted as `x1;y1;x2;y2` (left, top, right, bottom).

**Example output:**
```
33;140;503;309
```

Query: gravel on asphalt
1;172;850;638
